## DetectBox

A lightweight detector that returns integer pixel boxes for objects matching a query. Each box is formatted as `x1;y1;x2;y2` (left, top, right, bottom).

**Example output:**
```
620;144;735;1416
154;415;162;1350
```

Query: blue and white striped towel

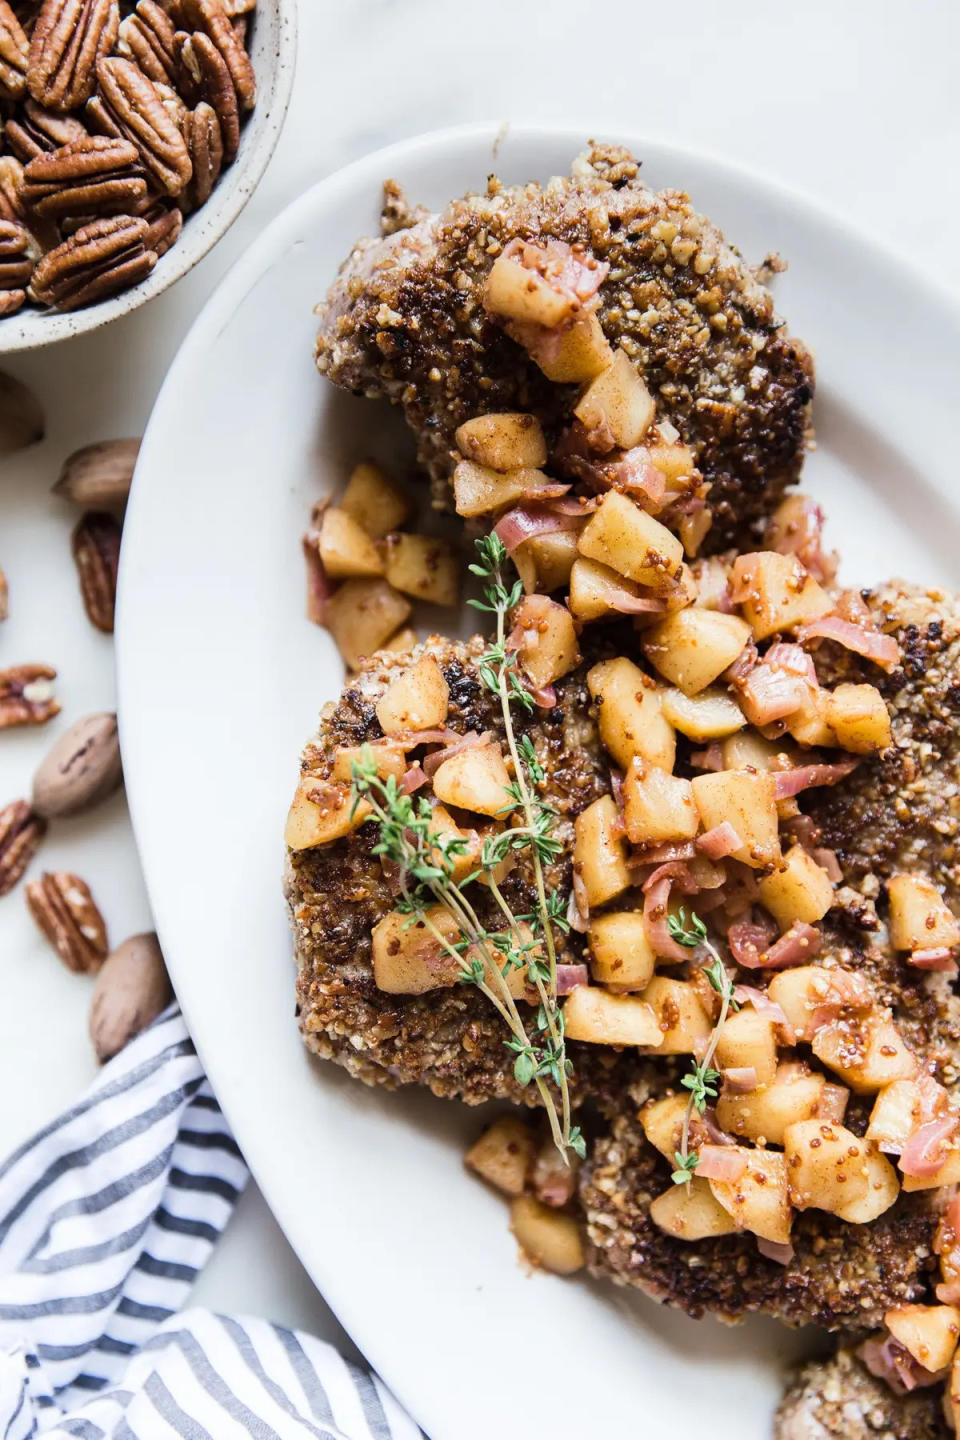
0;1007;422;1440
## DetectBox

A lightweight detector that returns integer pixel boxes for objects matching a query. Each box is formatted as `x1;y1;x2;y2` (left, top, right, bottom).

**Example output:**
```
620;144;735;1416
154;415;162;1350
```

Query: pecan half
0;157;25;223
0;290;25;315
0;799;46;896
25;870;108;972
6;98;88;164
181;99;221;209
90;56;192;196
175;29;236;163
29;214;156;310
28;0;119;112
172;0;254;110
0;217;36;287
22;135;146;219
116;0;176;85
54;436;139;508
0;0;28;100
71;509;121;631
140;198;182;257
0;663;59;727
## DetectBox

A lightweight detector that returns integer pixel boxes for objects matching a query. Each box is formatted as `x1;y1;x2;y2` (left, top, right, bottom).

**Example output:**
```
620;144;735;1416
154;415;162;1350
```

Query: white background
1;0;958;1365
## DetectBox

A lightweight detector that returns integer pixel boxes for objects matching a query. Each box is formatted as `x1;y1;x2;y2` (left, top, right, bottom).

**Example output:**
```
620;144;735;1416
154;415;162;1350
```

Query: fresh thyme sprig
668;907;739;1186
349;534;583;1162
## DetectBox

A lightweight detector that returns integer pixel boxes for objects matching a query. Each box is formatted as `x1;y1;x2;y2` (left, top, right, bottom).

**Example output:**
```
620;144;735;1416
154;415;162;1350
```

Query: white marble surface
1;0;958;1381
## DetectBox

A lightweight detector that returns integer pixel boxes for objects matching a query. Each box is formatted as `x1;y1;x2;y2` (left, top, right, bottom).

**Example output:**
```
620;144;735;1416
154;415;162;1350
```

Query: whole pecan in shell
0;0;28;100
26;869;109;972
116;0;176;85
28;0;119;112
71;509;121;630
21;135;146;219
90;55;192;196
29;213;156;310
175;29;236;163
0;664;59;727
0;799;46;896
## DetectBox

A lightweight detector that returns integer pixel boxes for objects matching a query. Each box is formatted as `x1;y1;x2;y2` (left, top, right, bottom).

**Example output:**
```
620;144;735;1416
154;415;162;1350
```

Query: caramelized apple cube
714;1007;777;1086
375;654;450;736
514;530;579;595
784;1118;870;1214
708;1148;792;1244
824;683;892;754
641;1093;690;1159
317;506;385;579
484;252;574;329
285;776;368;849
811;1014;917;1094
562;984;662;1047
691;770;780;869
510;1196;584;1274
661;687;746;741
573;794;631;907
371;906;461;993
831;1147;899;1224
885;1304;960;1374
574;348;656;449
455;412;547;471
383;533;459;607
452;461;560;518
641;976;712;1055
717;1068;826;1145
641;609;751;695
465;1116;537;1197
332;741;408;785
579;490;683;590
511;594;580;689
325;578;412;670
588;910;657;991
650;1178;738;1241
758;845;836;928
587;657;676;771
432;742;513;817
731;552;833;641
888;874;960;951
622;757;698;846
530;312;613;383
568;557;650;621
340;462;411;539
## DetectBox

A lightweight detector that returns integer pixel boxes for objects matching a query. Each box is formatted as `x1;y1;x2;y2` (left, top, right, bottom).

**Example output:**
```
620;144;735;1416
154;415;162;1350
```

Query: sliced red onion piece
643;876;690;963
723;1066;759;1093
773;758;860;798
732;984;795;1040
859;1335;943;1396
697;822;743;860
756;1236;794;1266
401;765;429;794
728;919;777;969
736;663;813;725
815;1083;850;1124
631;841;697;868
493;499;581;555
899;1114;960;1178
812;846;843;883
582;563;669;615
909;947;958;972
762;922;822;970
689;743;725;772
765;642;819;684
798;615;901;672
555;964;589;995
421;730;489;778
642;860;699;895
694;1145;747;1183
302;535;336;624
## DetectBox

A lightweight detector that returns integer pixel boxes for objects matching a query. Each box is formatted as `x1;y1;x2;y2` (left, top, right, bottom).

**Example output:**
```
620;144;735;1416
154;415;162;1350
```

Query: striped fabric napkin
0;1007;422;1440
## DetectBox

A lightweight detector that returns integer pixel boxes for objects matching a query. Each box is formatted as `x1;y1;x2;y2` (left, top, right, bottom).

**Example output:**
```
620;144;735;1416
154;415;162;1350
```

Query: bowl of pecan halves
0;0;296;350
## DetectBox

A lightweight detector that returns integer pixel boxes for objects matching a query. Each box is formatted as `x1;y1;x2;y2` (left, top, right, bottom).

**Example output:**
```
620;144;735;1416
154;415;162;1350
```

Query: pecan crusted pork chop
775;1347;946;1440
315;143;814;550
285;634;626;1108
579;583;960;1331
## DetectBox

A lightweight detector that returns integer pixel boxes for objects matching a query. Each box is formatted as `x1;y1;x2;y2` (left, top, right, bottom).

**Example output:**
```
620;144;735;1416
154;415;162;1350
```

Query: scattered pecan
140;198;182;257
25;869;108;972
172;0;254;110
0;218;36;288
28;213;156;310
116;0;176;85
89;55;192;196
89;932;171;1061
71;509;121;630
175;29;237;163
28;0;120;112
0;368;44;451
21;135;146;219
181;99;221;208
6;97;88;163
0;1;28;100
54;436;139;508
0;290;25;315
0;799;46;896
0;663;60;727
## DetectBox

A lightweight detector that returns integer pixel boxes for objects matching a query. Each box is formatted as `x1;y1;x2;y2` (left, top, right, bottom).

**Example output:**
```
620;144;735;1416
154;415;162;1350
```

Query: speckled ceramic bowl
0;0;297;354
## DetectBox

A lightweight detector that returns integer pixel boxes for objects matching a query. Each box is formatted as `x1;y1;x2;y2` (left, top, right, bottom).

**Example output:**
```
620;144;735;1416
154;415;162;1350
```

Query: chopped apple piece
622;758;698;846
824;683;892;754
767;965;865;1044
382;626;418;653
812;1014;917;1094
371;906;461;993
888;875;960;951
588;911;657;991
510;1196;584;1275
641;609;751;695
432;742;513;817
731;552;833;641
530;312;614;383
325;578;412;670
340;462;411;539
714;1007;777;1086
866;1079;926;1153
317;506;385;579
717;1068;826;1145
721;731;793;771
758;845;836;929
511;594;580;689
574;348;656;449
285;775;369;849
708;1149;792;1244
579;490;683;590
562;985;662;1047
425;805;488;886
832;1147;899;1224
641;1093;691;1159
642;976;712;1055
901;1143;960;1192
785;689;836;748
375;654;450;736
455;412;547;471
573;794;631;908
691;770;780;869
568;557;651;622
885;1304;960;1374
383;533;459;607
784;1118;870;1213
465;1116;536;1197
452;461;562;518
650;1178;738;1241
484;251;575;329
662;687;746;741
514;530;579;595
332;741;408;785
587;657;676;771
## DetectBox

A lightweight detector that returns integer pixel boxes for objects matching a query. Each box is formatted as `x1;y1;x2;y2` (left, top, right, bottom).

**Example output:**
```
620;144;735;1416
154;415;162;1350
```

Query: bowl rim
0;0;298;355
